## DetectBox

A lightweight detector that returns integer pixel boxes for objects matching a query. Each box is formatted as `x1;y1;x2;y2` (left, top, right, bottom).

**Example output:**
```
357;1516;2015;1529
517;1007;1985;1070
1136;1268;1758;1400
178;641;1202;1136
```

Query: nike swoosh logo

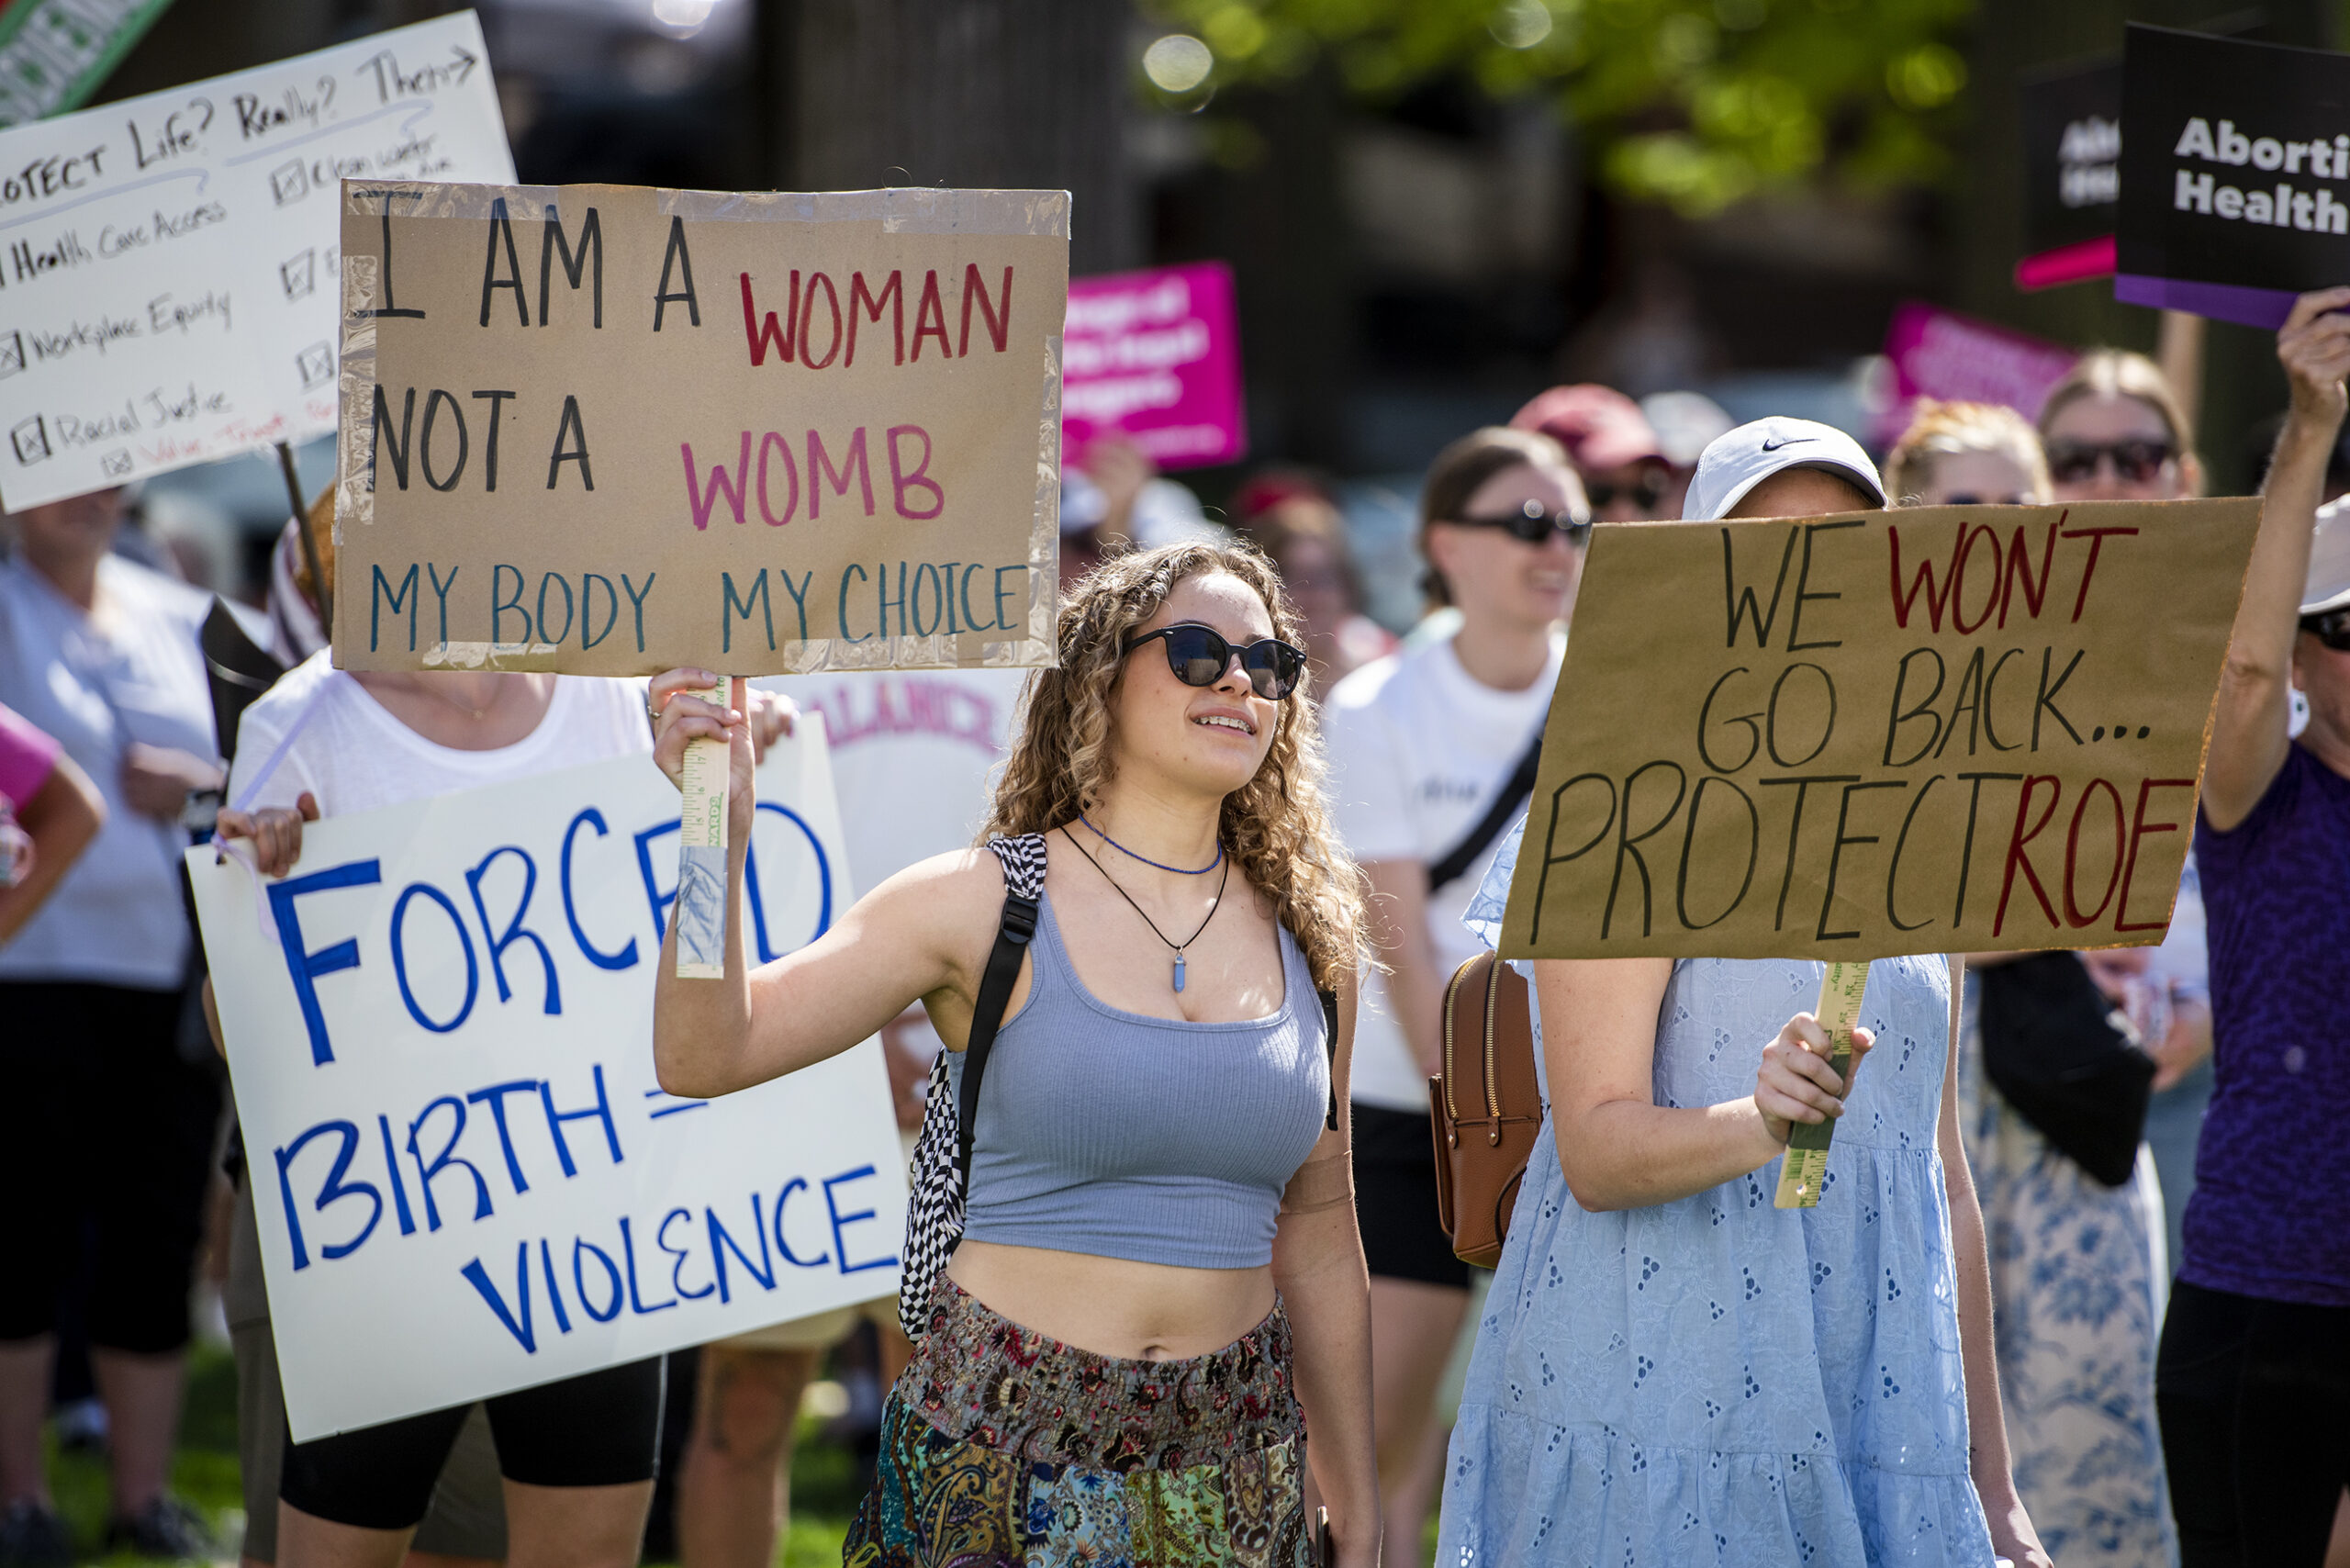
1759;436;1818;452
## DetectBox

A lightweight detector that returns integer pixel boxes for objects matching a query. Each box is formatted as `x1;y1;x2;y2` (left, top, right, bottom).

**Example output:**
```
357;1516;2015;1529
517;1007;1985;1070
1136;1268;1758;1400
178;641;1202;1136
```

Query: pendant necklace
1060;825;1227;992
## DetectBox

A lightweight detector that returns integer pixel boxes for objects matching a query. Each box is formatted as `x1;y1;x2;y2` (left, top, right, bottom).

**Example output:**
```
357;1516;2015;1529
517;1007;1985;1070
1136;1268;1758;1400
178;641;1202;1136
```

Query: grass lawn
45;1345;860;1566
47;1347;1436;1565
48;1347;241;1566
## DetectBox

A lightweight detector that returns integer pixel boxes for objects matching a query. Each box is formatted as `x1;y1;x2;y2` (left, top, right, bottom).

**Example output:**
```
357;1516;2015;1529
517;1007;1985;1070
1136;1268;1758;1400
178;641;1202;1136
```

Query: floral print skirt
844;1276;1314;1568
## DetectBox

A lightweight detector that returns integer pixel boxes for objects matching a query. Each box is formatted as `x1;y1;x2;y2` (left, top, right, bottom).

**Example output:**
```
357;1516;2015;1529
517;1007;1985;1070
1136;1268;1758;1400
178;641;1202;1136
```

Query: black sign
2020;54;2121;259
2118;24;2350;327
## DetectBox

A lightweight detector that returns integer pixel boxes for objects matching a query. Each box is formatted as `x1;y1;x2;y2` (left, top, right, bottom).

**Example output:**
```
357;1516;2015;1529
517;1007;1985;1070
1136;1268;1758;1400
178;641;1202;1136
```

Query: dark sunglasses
1942;493;2032;506
1450;497;1592;545
2047;439;2175;486
1583;472;1669;512
2301;609;2350;651
1125;624;1308;700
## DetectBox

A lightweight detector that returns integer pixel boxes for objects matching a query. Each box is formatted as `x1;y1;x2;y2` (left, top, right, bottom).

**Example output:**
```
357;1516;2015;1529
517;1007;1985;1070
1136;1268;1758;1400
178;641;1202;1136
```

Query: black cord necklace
1060;825;1226;993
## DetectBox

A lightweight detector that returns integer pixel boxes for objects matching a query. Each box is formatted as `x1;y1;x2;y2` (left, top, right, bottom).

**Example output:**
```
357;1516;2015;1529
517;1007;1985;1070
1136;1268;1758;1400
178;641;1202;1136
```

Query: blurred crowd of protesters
1;486;228;1564
2;301;2347;1568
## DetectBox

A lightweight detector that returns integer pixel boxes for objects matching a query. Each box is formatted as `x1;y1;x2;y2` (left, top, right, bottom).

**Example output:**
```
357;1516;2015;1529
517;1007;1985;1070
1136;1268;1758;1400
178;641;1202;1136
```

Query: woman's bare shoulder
846;847;1026;993
856;847;1018;929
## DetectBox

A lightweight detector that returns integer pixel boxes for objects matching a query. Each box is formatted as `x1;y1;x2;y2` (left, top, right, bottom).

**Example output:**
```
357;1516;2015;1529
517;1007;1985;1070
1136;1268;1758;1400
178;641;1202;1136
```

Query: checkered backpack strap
897;833;1047;1339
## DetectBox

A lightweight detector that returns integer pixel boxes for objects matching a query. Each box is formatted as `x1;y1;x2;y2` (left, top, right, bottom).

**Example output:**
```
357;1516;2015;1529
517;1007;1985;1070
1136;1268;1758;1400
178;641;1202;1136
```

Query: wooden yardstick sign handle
1774;960;1869;1209
674;678;733;980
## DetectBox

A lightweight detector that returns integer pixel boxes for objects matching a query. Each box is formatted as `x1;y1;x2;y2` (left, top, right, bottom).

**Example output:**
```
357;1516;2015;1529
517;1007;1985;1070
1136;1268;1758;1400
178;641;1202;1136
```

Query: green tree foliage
1145;0;1975;213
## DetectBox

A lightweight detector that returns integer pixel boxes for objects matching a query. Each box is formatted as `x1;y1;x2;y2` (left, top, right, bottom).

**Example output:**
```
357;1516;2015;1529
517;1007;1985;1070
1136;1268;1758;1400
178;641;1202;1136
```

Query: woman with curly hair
649;542;1381;1567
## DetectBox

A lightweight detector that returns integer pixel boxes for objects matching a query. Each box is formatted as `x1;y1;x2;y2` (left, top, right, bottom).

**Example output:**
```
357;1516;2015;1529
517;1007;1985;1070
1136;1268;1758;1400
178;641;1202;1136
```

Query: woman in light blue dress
1435;423;2050;1568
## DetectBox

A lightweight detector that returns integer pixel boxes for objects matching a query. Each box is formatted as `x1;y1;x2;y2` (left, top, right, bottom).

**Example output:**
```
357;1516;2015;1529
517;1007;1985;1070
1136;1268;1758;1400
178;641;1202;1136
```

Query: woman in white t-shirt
216;650;783;1568
0;488;224;1559
1321;425;1585;1558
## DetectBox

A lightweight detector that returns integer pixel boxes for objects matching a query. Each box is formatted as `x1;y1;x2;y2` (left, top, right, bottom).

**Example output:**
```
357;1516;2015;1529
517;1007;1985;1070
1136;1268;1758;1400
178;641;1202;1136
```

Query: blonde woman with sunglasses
2039;353;2218;1296
2037;349;2203;502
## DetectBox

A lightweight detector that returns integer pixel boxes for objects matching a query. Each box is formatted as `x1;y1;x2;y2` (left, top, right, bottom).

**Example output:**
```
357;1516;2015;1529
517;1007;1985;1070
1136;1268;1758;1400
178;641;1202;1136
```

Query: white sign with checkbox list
0;11;511;510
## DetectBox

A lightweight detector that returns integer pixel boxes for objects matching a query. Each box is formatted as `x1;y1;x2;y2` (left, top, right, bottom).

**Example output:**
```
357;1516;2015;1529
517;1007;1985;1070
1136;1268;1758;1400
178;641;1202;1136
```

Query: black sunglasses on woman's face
2301;609;2350;652
1449;497;1592;545
2046;439;2174;486
1583;472;1669;513
1125;623;1308;700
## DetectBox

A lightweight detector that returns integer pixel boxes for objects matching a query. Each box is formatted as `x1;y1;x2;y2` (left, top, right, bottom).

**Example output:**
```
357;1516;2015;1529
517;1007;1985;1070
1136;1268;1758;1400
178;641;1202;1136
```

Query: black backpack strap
1319;987;1340;1130
956;835;1047;1193
1427;727;1544;894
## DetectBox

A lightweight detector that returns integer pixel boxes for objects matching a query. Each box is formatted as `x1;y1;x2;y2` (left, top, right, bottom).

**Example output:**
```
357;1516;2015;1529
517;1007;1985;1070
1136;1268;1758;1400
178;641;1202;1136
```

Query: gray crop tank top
946;890;1331;1270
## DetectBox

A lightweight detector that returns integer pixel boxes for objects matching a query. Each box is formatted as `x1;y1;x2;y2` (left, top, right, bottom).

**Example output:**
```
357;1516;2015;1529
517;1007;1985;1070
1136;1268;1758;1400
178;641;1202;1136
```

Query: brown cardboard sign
1498;498;2261;960
332;182;1069;675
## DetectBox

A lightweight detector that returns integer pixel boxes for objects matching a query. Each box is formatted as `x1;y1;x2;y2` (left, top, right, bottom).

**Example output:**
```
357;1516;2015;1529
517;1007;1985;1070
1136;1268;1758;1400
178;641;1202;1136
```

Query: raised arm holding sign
2151;291;2350;1566
2202;287;2350;828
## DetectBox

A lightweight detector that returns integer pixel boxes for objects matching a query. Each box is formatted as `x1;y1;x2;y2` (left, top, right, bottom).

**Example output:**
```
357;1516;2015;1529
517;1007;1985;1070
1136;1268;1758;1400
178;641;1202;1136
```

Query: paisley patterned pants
845;1277;1315;1567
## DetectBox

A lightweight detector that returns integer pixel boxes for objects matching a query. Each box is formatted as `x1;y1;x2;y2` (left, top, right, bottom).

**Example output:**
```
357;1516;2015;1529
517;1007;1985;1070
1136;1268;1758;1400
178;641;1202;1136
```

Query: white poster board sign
0;11;514;509
756;667;1027;894
190;723;905;1441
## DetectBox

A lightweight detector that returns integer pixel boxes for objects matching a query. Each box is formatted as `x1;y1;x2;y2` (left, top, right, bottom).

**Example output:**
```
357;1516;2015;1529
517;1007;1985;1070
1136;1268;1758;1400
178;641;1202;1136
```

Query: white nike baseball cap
2303;494;2350;616
1683;416;1887;521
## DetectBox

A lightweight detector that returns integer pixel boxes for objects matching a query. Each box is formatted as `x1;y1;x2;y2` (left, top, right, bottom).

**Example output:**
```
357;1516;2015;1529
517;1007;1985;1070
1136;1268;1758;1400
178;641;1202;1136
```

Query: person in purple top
2163;286;2350;1567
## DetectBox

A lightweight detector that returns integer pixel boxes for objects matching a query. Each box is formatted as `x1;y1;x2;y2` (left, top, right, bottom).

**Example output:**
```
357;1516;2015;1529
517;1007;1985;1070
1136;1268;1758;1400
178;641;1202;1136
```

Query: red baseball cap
1510;384;1664;473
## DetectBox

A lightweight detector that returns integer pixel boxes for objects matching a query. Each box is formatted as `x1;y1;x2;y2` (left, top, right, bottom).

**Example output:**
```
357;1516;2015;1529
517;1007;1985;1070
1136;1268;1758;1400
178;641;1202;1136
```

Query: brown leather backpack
1427;951;1543;1268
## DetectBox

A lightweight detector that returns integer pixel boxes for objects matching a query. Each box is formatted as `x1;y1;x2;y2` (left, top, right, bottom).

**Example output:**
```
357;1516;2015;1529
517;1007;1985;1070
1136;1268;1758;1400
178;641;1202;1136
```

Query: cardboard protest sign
1499;499;2259;961
0;13;512;509
332;181;1069;678
1062;261;1245;471
1873;302;2076;449
190;722;906;1440
2117;24;2350;329
2015;55;2121;290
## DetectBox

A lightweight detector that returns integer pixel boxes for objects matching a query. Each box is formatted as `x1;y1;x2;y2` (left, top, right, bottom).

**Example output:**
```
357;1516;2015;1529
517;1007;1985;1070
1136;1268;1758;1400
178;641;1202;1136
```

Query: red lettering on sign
1992;774;2063;936
912;270;951;362
1998;515;2060;628
1950;521;2004;635
740;272;799;366
2114;778;2198;932
2062;776;2125;927
1887;525;1953;632
2062;525;2139;622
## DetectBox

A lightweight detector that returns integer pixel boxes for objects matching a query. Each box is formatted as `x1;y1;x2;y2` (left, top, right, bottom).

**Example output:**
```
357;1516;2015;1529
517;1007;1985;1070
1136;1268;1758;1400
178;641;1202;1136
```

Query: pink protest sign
1874;301;2078;447
1061;262;1247;470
